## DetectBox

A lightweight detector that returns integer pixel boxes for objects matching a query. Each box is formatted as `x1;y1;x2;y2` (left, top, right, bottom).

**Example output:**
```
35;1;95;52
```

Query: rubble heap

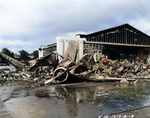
1;41;150;86
80;52;150;80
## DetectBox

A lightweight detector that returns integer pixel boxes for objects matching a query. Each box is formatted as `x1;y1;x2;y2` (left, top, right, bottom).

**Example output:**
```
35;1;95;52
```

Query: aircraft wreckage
2;41;150;86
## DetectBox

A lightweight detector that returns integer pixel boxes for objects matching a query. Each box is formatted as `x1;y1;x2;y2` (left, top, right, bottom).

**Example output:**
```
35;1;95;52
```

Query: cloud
0;37;34;53
0;0;150;53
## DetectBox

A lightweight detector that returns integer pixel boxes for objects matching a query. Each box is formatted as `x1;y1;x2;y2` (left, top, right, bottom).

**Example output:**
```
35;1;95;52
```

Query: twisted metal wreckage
2;41;150;85
28;41;140;85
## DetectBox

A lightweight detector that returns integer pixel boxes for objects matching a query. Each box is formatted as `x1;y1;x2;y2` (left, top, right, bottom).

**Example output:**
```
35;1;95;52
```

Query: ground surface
0;80;150;118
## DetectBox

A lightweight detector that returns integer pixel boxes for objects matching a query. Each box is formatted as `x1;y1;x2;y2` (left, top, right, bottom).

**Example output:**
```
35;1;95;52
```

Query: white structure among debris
38;37;86;62
39;43;57;58
56;37;86;62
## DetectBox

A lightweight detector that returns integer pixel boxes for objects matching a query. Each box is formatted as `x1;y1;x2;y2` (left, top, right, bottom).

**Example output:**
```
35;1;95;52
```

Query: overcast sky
0;0;150;54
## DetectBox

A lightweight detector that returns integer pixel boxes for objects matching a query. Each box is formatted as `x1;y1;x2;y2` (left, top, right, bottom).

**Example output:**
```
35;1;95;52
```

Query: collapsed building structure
39;24;150;63
78;23;150;62
1;23;150;86
33;23;150;84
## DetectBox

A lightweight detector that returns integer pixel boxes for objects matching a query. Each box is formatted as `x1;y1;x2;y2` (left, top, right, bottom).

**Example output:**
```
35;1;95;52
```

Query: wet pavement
0;80;150;118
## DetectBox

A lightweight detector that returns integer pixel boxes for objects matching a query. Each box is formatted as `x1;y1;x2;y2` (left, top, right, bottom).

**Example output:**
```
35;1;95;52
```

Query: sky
0;0;150;54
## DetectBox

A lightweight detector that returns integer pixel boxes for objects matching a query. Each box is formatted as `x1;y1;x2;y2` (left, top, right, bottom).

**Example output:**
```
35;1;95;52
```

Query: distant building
78;24;150;62
39;43;56;57
39;24;150;63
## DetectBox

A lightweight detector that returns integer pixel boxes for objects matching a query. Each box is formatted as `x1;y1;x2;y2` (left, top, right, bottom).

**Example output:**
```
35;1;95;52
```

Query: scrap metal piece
63;41;79;62
47;41;79;83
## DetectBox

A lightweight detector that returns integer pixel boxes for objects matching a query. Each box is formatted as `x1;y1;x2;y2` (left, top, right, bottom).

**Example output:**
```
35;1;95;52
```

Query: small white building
39;43;57;57
39;37;86;62
56;37;86;62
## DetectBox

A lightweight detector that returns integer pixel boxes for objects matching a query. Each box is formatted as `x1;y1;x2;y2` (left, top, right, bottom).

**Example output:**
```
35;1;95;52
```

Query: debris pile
1;41;150;86
80;52;150;81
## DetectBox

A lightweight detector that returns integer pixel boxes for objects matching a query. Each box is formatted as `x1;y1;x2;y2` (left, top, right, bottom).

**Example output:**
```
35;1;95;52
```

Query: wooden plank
88;74;136;82
63;41;79;62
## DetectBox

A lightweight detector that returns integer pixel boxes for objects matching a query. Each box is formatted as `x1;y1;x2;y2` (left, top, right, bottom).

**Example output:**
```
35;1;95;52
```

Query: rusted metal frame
139;32;142;45
111;33;114;43
143;34;145;45
94;36;97;42
99;35;102;42
129;27;132;44
99;35;101;42
98;35;101;42
146;36;149;45
125;26;127;44
142;33;144;45
113;31;115;43
101;35;103;42
147;38;150;45
145;36;148;45
121;27;123;43
118;30;120;43
141;32;143;45
97;35;99;42
130;27;133;44
113;32;115;43
138;33;140;45
143;36;146;45
134;28;138;45
85;24;150;46
138;32;141;45
115;31;117;43
102;34;104;42
125;26;128;44
144;36;147;45
123;26;126;44
117;28;120;43
107;33;109;42
142;34;144;45
88;37;91;41
105;32;108;42
128;25;131;44
146;36;148;45
108;32;110;42
117;29;119;43
84;40;150;48
118;29;120;43
127;25;130;44
140;33;143;45
120;28;122;43
110;32;112;43
96;35;99;42
120;27;123;43
104;32;106;42
132;26;136;44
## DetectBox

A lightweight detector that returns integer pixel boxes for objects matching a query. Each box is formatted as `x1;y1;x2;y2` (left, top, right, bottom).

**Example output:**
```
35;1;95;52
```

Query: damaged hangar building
39;24;150;63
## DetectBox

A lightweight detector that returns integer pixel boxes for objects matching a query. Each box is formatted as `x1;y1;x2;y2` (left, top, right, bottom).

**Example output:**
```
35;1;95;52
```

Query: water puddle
1;81;150;118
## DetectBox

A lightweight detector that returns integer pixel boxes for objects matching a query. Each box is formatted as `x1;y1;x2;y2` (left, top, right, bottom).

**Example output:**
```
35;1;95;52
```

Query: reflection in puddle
1;81;150;118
